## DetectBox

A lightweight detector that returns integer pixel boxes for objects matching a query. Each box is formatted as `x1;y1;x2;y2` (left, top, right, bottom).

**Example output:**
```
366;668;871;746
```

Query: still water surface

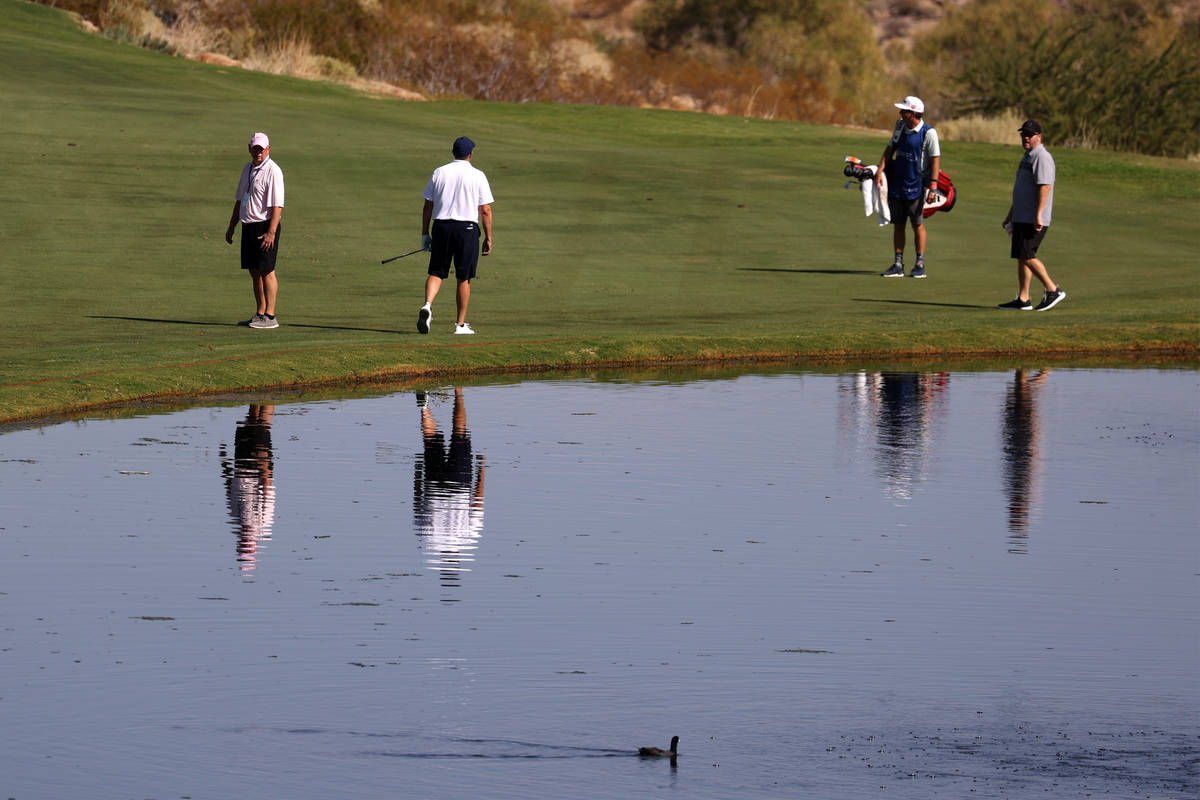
1;368;1197;798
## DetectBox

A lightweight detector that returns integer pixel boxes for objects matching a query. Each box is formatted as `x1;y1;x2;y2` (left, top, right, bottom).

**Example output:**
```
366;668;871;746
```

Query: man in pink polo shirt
225;132;285;329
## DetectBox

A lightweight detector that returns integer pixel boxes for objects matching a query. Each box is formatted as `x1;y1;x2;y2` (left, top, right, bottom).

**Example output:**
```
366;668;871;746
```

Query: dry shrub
938;108;1025;145
241;35;359;83
604;47;848;122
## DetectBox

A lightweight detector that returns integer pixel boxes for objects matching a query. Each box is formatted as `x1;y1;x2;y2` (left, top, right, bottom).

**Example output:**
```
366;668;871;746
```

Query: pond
1;366;1196;798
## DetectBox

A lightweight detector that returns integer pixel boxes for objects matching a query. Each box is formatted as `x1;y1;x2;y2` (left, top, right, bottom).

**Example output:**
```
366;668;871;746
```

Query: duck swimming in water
638;736;679;758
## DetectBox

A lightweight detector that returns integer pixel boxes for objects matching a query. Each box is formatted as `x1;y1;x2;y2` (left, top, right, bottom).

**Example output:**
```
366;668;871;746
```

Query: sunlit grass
0;0;1196;424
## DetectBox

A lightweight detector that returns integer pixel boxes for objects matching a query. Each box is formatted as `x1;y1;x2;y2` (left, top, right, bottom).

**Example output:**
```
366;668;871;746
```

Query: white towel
862;166;891;226
845;158;891;226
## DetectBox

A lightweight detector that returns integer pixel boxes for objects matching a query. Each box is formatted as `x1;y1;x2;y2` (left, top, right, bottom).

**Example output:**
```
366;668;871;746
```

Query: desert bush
635;0;883;107
102;23;177;53
918;0;1200;155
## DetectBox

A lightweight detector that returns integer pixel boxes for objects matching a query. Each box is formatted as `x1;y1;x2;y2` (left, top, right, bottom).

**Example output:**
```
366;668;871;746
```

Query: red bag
923;170;956;218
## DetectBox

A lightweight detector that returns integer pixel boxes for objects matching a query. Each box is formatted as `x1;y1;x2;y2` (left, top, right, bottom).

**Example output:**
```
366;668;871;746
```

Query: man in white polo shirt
225;132;285;328
417;137;494;335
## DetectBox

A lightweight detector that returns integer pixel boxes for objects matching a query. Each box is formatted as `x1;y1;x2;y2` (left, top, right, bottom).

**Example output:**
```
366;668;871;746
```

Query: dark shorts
889;195;925;226
420;431;474;489
240;220;280;274
428;219;480;281
1010;223;1048;260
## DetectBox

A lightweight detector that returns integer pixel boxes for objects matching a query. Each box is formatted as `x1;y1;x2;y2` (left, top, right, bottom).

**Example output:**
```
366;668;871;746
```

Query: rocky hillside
47;0;1200;152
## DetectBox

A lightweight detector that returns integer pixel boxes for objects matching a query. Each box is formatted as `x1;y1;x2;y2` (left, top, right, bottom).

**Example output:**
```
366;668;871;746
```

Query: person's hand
874;170;884;187
926;188;937;203
481;237;492;256
421;233;432;251
225;224;235;244
1035;217;1044;232
258;230;275;250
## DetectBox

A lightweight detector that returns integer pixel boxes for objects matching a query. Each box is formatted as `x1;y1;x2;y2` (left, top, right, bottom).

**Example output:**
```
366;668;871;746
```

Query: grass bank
1;0;1197;424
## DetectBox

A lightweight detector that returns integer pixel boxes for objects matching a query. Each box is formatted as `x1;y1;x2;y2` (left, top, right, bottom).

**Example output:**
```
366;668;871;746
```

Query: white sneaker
454;323;475;335
417;303;431;334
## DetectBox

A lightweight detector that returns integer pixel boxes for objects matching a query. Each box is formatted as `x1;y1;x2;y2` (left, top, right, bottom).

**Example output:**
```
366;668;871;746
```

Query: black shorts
240;220;281;274
1010;223;1048;260
428;219;480;281
889;195;925;226
420;431;474;488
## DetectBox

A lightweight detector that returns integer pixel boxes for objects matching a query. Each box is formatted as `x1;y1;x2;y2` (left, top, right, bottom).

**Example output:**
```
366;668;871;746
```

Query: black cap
452;136;475;158
1018;119;1043;136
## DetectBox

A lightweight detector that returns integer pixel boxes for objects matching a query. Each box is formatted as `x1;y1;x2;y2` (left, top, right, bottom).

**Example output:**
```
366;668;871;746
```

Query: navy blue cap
452;136;475;158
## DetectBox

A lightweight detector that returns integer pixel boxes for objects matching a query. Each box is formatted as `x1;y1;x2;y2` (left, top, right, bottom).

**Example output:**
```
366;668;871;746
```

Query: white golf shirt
423;158;494;222
235;158;285;223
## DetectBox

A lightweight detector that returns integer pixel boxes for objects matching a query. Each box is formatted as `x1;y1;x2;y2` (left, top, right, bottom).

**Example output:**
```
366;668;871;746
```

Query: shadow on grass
738;268;878;276
851;299;993;309
87;315;405;335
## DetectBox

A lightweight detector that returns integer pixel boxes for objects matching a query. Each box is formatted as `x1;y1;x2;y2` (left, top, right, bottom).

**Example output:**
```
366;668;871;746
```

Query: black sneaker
1034;289;1066;311
881;263;905;278
997;298;1033;310
910;262;926;279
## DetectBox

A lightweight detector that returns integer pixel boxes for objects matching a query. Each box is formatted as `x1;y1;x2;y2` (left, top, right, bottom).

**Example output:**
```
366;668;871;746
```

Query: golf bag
842;156;957;223
921;169;957;217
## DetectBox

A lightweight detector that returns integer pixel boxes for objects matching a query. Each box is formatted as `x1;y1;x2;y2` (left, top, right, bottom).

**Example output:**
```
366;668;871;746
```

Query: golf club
381;248;426;264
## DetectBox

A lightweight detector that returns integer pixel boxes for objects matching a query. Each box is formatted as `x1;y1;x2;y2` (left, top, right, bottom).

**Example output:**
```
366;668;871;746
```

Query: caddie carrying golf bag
842;156;957;224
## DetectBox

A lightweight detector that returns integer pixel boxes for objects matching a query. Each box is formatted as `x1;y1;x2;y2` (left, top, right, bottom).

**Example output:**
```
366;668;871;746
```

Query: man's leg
425;275;443;305
1017;260;1034;301
251;272;266;314
456;279;471;325
261;271;277;317
892;223;906;259
417;274;441;334
1023;257;1057;294
914;222;926;258
250;270;278;315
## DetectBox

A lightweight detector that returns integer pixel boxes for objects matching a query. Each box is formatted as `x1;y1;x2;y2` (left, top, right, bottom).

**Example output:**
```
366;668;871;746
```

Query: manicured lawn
1;0;1196;423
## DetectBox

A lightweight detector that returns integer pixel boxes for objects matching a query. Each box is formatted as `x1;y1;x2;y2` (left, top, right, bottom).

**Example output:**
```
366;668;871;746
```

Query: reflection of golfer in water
413;388;485;588
1001;368;1049;546
221;405;276;571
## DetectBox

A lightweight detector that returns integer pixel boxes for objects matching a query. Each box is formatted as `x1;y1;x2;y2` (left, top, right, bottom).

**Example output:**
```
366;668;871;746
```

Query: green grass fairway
2;0;1197;423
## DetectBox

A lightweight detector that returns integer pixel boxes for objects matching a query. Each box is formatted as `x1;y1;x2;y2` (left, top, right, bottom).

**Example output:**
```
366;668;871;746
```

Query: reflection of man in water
874;372;949;499
413;388;485;589
1001;368;1049;547
221;405;276;571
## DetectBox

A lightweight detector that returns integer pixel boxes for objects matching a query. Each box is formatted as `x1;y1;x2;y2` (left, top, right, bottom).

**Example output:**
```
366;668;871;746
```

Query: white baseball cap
893;96;924;114
249;132;270;149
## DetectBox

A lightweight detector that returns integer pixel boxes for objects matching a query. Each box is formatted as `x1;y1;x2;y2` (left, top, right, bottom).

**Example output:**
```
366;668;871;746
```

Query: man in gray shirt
999;120;1066;311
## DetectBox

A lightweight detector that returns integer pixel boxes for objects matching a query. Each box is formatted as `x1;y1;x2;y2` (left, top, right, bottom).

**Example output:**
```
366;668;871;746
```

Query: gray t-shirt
1012;144;1055;225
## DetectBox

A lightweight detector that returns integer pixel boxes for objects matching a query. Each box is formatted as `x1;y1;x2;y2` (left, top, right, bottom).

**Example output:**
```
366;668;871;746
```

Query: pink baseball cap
249;132;270;149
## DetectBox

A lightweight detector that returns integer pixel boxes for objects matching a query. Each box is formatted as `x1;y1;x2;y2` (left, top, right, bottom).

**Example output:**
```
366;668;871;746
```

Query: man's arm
421;199;434;250
258;206;282;250
479;203;492;256
926;154;940;202
875;144;893;186
1035;184;1051;230
225;200;241;244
